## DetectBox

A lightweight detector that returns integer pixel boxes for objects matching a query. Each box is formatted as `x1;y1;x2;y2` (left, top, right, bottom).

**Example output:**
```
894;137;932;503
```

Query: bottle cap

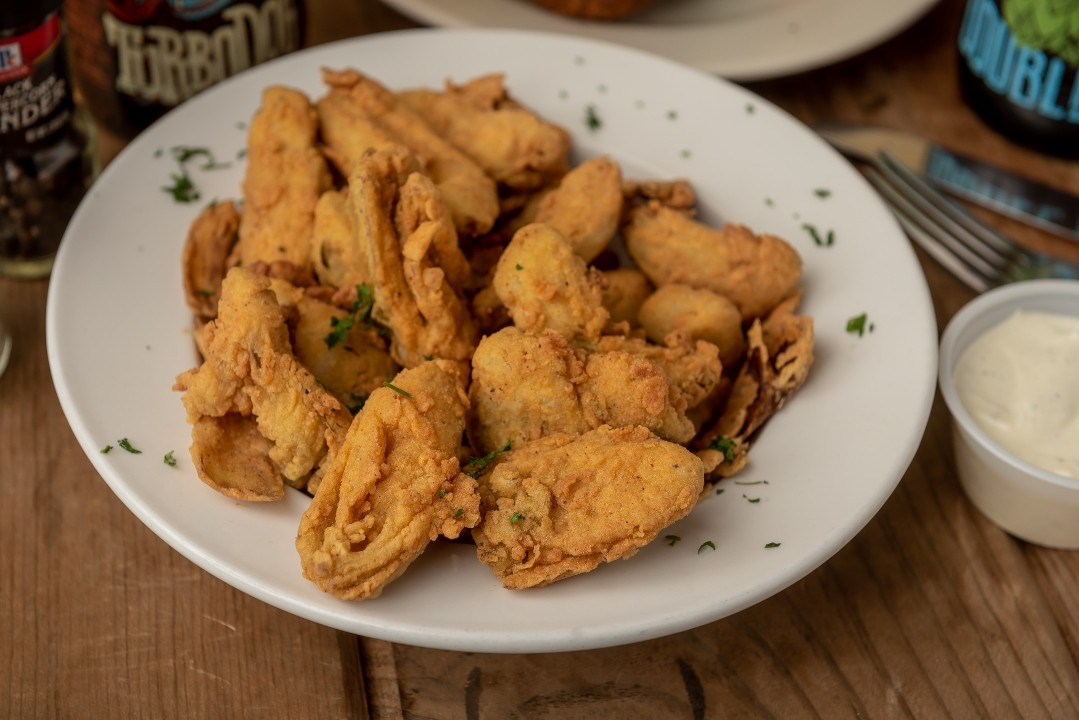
0;1;63;32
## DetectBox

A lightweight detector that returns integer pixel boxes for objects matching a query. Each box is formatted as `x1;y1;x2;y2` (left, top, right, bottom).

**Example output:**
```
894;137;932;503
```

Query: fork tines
866;152;1032;293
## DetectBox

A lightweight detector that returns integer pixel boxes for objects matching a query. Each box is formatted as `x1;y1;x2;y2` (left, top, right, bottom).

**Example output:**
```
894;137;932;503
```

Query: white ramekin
938;279;1079;549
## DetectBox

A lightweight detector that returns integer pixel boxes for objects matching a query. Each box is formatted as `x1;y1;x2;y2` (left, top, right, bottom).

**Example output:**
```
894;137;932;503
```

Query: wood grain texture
5;0;1079;717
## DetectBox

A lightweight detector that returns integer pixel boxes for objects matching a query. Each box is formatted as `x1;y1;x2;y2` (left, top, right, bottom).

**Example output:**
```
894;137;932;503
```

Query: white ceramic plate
47;29;936;653
380;0;940;80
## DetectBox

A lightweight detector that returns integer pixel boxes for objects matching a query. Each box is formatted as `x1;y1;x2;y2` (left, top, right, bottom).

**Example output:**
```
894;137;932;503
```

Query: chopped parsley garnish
708;435;737;463
698;541;716;554
163;451;177;467
515;264;524;271
846;313;873;337
462;441;511;478
162;146;230;204
665;535;681;546
510;512;525;525
453;508;465;519
101;444;113;454
324;284;375;348
680;149;692;158
734;479;769;486
802;223;835;247
383;381;412;398
346;393;369;414
667;110;678;120
745;102;756;114
814;188;832;199
743;494;761;504
438;487;446;499
164;173;199;203
765;542;782;549
585;104;602;131
715;487;725;495
117;438;142;454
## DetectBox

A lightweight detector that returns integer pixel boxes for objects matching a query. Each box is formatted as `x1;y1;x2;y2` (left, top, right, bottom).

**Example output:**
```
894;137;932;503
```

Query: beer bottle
956;0;1079;157
65;0;306;146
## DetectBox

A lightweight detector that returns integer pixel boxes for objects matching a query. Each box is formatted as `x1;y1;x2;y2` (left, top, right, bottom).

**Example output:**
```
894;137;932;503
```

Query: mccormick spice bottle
956;0;1079;157
0;0;94;279
65;0;306;145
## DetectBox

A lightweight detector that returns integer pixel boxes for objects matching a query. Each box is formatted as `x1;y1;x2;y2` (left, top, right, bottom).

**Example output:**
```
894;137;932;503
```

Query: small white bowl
938;279;1079;549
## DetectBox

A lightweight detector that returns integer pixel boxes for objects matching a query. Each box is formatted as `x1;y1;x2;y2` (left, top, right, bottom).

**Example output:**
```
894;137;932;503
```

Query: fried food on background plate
295;361;480;600
235;87;332;279
492;223;609;342
319;68;500;236
182;199;240;322
348;147;479;368
397;73;571;192
174;267;353;495
623;204;802;320
472;425;704;589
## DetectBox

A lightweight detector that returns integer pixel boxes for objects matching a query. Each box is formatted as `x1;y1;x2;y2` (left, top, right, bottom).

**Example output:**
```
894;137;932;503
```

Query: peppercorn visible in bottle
0;1;94;279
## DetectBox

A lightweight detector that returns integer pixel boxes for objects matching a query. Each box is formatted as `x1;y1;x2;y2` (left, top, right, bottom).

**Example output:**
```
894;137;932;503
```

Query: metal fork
865;153;1079;293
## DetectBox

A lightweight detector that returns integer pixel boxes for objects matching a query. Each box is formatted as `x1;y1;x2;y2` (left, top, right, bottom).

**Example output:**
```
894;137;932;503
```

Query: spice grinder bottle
956;0;1079;157
0;0;94;279
65;0;307;148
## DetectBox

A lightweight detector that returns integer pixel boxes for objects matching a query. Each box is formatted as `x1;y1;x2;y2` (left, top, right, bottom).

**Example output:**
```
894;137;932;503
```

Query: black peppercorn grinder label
0;11;75;155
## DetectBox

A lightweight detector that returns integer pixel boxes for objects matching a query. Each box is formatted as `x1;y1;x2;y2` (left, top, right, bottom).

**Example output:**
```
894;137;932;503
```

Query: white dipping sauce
954;309;1079;479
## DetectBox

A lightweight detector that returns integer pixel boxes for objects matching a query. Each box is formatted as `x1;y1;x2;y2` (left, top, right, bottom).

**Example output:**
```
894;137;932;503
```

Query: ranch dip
954;309;1079;480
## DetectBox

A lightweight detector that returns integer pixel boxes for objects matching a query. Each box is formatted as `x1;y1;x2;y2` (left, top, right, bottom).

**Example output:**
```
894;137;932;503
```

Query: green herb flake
765;197;775;207
346;393;369;415
438;487;446;499
453;508;465;519
765;542;782;549
324;283;375;349
667;110;678;120
462;441;512;479
101;444;113;454
163;173;199;203
715;487;725;495
515;263;524;271
383;381;412;398
585;104;602;132
734;479;769;486
118;438;142;454
665;534;681;546
846;313;871;337
163;451;177;467
745;102;756;114
510;512;525;525
802;222;835;247
698;541;716;554
708;435;736;463
680;149;692;158
814;188;832;199
743;494;761;504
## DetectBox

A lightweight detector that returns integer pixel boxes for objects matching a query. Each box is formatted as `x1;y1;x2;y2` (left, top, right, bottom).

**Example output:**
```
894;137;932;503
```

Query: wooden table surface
4;0;1079;717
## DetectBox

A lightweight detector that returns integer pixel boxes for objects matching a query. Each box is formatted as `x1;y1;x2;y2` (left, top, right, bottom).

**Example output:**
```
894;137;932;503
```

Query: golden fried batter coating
189;414;281;501
697;292;814;478
320;68;500;236
398;73;571;191
493;223;609;342
468;327;593;454
310;188;374;292
473;425;704;589
468;326;721;453
600;267;652;327
182;199;240;322
290;294;399;411
348;147;479;367
534;155;623;262
295;361;481;600
637;283;745;368
174;267;352;488
624;204;802;319
237;87;332;277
